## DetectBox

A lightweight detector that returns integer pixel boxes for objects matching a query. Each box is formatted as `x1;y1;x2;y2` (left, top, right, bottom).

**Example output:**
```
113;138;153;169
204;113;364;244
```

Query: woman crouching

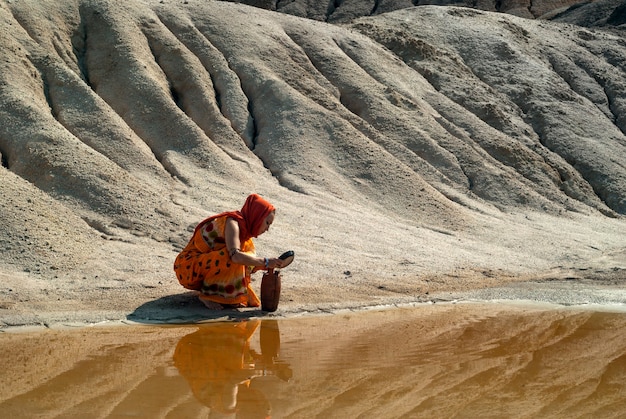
174;194;285;309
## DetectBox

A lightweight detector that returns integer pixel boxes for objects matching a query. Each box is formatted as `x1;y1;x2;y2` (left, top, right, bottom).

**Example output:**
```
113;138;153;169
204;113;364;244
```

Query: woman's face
257;211;275;236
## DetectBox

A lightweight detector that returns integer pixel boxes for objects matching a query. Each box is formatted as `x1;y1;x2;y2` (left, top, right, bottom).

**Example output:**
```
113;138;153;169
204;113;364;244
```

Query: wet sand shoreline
2;275;625;334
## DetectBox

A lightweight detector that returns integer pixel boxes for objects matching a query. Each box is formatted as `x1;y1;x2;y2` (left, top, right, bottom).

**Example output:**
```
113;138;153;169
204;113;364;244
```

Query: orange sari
174;215;260;306
173;194;274;307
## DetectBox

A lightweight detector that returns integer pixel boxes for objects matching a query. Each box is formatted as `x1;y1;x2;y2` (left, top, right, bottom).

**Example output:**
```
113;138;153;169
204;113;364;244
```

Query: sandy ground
1;203;625;331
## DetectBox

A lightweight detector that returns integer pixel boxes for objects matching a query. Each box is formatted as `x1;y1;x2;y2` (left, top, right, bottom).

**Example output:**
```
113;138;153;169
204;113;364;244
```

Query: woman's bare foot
198;296;224;310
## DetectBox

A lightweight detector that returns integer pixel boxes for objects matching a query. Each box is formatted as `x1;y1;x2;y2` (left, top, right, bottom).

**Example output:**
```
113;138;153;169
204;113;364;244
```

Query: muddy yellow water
1;303;626;418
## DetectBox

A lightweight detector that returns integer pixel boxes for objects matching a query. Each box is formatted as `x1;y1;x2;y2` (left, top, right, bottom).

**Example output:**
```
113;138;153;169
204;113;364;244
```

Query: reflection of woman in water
173;194;285;310
173;320;291;418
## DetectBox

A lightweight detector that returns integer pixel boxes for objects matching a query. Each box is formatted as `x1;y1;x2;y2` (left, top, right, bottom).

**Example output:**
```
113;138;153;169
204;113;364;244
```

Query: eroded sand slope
0;0;625;325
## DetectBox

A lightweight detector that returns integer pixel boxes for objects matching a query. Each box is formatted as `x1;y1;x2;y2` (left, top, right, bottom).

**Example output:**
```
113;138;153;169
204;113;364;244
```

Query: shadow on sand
127;292;270;324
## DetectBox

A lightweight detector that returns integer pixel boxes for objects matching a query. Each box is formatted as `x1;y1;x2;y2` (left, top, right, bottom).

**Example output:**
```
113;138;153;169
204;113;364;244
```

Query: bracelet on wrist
264;257;269;269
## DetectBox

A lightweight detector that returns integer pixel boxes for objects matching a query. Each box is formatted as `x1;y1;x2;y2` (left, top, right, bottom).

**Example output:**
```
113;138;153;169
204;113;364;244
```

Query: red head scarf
238;193;275;241
196;194;275;243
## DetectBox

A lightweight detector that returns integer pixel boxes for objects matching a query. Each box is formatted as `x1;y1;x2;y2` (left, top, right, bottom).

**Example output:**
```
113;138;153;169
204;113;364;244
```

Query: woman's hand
266;258;284;270
233;252;285;270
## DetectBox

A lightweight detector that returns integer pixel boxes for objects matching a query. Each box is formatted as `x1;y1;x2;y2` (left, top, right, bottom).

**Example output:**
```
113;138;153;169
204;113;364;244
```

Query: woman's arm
225;218;284;269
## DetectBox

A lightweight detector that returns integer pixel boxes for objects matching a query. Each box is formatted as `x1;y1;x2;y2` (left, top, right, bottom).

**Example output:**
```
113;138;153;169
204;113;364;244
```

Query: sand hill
0;0;625;327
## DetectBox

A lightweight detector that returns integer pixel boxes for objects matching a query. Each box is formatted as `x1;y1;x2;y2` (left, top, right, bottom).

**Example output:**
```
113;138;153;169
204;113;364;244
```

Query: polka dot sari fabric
174;215;260;307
